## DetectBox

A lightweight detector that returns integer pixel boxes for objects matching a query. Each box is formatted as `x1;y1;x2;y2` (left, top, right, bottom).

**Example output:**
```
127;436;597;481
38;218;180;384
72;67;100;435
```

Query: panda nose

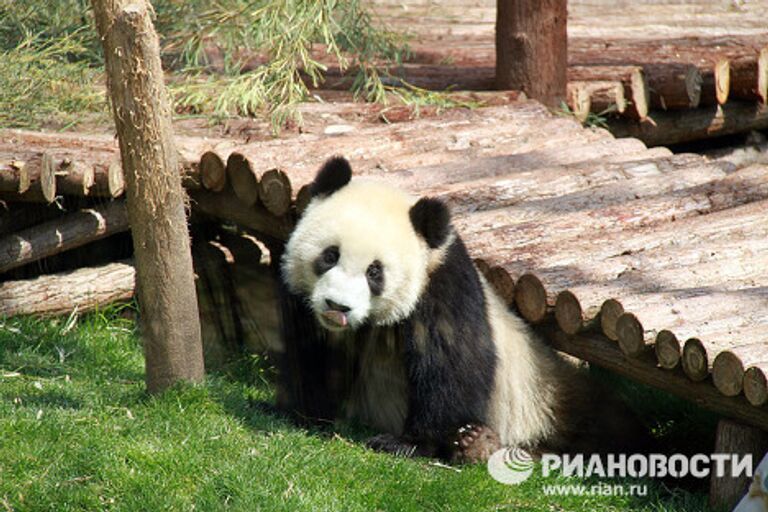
325;299;351;313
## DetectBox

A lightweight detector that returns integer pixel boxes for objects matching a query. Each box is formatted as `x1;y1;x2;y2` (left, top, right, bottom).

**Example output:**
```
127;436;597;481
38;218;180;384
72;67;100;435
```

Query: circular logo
487;447;535;485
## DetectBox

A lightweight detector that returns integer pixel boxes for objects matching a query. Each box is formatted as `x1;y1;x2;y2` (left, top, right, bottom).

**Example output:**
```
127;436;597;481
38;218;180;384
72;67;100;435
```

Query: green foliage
0;34;106;129
0;312;710;511
164;0;410;131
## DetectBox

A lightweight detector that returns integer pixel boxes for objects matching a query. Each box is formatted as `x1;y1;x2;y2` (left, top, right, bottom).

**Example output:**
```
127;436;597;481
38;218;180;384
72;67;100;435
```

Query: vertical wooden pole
495;0;568;108
91;0;205;393
709;419;768;510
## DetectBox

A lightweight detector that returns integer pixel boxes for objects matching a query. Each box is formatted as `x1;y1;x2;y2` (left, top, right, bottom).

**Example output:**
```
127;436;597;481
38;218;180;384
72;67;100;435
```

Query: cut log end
473;258;491;278
258;168;292;217
41;152;57;203
295;184;313;217
108;160;125;197
514;273;548;323
684;65;703;108
600;298;624;341
616;312;645;357
555;290;584;335
758;47;768;105
655;329;681;370
744;366;768;407
567;83;591;123
226;152;259;206
714;58;731;106
682;337;709;382
630;67;650;120
200;151;227;192
486;265;515;306
712;351;745;397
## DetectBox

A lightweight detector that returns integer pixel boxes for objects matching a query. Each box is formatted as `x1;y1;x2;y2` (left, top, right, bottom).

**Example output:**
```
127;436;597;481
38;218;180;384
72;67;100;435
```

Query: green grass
0;309;712;511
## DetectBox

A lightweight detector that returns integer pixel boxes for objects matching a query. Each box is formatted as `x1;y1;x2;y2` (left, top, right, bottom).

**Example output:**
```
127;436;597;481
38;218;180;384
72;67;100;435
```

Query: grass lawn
0;308;714;511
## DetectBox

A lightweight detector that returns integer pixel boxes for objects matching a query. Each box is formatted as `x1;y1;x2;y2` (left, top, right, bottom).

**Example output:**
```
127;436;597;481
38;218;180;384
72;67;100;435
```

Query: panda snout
325;299;351;313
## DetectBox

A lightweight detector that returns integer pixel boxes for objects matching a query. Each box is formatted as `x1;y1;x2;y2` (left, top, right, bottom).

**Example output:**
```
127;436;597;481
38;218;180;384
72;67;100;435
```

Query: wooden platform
356;0;768;145
2;98;767;429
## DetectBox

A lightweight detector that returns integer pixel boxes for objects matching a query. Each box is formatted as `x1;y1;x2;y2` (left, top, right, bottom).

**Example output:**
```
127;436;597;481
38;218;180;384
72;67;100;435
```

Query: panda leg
450;423;502;464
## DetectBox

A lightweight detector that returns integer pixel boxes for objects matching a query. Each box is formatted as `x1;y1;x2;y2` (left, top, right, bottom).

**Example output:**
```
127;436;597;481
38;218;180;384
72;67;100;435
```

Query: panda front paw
366;433;420;458
451;423;502;464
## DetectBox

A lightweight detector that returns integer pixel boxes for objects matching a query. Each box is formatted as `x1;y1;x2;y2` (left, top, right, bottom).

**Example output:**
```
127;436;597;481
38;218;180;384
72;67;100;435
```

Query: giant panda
277;156;647;463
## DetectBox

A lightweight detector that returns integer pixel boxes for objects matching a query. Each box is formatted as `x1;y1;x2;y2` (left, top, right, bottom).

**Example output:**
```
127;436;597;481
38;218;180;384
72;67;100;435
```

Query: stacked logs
1;103;767;427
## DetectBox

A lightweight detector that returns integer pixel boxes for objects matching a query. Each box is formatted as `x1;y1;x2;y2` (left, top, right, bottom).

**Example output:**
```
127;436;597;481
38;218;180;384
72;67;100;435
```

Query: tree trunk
91;0;204;393
495;0;568;107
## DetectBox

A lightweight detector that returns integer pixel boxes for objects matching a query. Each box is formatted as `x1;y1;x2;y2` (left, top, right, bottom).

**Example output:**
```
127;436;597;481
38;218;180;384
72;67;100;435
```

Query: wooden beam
539;323;768;431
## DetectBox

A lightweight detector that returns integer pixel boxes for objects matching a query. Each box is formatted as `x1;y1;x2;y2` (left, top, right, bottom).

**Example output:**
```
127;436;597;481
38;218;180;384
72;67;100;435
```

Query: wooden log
189;187;294;241
611;101;768;147
258;168;292;217
729;57;761;102
473;258;491;278
714;57;731;105
600;298;624;342
486;265;515;306
709;419;768;510
0;260;135;317
713;344;768;398
655;330;681;370
744;365;768;407
1;151;126;199
514;273;551;324
541;324;768;431
644;63;702;109
759;47;768;105
554;290;600;335
682;337;710;382
567;81;627;121
495;0;567;107
0;201;129;274
56;158;94;197
0;160;29;194
568;65;648;119
616;312;647;357
226;152;259;206
295;184;312;217
200;151;227;192
0;202;65;238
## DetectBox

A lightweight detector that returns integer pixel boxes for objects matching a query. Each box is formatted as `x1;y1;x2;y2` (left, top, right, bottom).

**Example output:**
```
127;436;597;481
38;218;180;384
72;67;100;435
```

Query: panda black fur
277;156;647;462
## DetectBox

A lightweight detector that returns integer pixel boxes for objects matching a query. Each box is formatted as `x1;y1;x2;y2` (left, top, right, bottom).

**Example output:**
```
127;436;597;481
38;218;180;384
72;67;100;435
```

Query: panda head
282;156;453;332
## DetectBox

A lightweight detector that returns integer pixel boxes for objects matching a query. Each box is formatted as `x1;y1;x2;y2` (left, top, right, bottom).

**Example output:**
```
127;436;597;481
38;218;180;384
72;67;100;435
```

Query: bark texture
91;0;204;393
495;0;568;107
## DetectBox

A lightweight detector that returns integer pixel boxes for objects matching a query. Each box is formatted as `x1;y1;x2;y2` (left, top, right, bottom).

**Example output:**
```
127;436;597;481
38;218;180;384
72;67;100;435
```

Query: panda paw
366;433;420;458
451;423;502;464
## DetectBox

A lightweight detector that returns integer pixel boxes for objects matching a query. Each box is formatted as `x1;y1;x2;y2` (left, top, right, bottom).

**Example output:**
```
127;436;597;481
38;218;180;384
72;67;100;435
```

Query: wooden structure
1;100;767;427
362;0;768;145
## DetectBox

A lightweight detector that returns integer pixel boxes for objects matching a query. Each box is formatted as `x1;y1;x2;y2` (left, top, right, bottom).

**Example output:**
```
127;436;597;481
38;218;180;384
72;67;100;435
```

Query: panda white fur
278;157;647;462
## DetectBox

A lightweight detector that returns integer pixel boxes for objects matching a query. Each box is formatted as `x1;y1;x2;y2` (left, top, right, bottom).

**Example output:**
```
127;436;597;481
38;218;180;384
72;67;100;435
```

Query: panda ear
310;156;352;197
409;197;451;249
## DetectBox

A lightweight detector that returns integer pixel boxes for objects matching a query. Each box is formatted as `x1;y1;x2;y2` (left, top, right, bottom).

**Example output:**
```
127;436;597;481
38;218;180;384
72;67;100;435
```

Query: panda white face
282;179;432;332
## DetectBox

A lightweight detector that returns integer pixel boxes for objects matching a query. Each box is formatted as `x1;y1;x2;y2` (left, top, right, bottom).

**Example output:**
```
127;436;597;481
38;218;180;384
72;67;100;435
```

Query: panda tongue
322;310;348;328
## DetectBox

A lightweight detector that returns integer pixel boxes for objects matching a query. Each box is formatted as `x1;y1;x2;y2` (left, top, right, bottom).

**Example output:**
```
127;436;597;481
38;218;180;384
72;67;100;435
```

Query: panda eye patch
314;246;339;275
366;260;384;296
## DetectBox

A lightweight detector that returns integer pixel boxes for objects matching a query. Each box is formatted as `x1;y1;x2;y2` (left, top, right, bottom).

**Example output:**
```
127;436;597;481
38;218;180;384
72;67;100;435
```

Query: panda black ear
310;156;352;197
409;197;451;249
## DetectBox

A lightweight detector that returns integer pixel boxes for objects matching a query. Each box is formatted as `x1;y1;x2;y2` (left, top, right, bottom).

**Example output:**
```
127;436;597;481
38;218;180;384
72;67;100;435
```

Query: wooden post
495;0;568;107
91;0;204;393
709;419;768;510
